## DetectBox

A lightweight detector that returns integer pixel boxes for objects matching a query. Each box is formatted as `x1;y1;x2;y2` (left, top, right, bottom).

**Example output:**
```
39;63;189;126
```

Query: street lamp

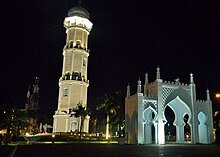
215;93;220;111
214;93;220;128
52;134;55;144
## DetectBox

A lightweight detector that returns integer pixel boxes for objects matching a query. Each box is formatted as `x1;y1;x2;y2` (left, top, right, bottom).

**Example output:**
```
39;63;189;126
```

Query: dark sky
1;0;220;114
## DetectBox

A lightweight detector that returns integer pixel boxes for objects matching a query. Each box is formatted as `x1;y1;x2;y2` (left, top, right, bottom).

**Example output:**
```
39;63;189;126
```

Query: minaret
24;77;40;134
25;77;40;110
25;85;31;109
31;77;40;110
144;72;149;96
53;3;93;133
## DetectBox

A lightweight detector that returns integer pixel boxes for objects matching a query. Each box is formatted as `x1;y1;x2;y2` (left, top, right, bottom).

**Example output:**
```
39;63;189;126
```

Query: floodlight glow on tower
53;4;93;133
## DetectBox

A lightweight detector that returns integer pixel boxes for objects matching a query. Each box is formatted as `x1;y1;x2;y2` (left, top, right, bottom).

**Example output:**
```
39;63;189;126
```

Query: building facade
53;5;93;133
125;67;214;144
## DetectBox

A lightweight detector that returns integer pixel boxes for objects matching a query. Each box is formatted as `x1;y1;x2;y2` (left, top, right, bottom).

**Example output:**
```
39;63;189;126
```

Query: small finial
145;72;149;85
35;76;40;84
78;0;82;6
137;79;142;93
175;77;180;83
190;73;194;84
126;84;130;97
156;66;160;80
138;78;142;86
206;88;210;101
144;72;149;96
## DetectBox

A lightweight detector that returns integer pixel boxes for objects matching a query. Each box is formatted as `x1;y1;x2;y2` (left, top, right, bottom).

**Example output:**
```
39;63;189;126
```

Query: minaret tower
53;2;93;133
25;77;40;110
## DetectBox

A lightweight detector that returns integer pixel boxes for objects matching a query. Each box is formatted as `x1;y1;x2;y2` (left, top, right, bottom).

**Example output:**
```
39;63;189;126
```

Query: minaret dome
68;6;90;19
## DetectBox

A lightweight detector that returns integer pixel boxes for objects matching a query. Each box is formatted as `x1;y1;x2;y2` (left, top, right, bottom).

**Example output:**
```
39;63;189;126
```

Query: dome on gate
68;6;90;19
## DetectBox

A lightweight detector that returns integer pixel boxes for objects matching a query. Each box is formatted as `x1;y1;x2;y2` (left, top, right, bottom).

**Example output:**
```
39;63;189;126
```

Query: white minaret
53;3;93;133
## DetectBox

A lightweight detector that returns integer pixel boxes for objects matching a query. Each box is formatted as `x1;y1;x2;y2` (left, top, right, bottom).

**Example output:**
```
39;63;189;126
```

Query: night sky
1;0;220;115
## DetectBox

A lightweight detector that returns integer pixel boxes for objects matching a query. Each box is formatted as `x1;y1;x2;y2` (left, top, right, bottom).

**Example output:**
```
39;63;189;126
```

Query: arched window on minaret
69;40;73;48
63;88;68;97
76;40;81;48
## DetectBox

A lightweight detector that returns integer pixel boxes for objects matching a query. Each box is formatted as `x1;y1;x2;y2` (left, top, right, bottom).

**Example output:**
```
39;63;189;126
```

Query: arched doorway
143;106;157;144
165;106;176;142
69;40;73;48
70;121;78;132
198;111;208;144
164;96;192;144
183;114;191;143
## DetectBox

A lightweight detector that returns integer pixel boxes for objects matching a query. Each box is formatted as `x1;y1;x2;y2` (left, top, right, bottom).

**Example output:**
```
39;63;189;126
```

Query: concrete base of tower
53;113;89;133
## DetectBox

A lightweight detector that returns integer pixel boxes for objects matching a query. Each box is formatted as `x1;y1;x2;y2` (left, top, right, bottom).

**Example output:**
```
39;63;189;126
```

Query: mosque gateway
125;67;214;144
51;3;214;145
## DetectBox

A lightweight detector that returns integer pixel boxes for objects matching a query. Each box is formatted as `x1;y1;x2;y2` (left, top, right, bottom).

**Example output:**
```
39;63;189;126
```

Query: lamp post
52;134;55;144
216;93;220;98
214;93;220;128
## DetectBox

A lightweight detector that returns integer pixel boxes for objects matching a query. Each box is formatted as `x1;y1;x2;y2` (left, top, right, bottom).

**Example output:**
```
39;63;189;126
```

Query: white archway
143;106;157;144
70;121;78;132
164;106;176;142
164;96;192;143
198;111;208;144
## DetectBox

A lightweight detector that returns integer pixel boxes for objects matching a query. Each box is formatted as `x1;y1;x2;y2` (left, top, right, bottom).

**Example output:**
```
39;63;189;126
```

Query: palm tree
96;91;121;140
90;109;99;134
71;103;91;139
111;114;125;137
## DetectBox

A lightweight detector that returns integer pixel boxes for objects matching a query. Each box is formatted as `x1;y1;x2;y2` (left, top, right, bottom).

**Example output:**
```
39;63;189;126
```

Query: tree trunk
5;126;11;145
106;114;109;140
79;117;84;139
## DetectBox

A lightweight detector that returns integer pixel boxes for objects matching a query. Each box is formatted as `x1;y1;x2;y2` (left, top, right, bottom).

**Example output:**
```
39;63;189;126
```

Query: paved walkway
1;143;220;157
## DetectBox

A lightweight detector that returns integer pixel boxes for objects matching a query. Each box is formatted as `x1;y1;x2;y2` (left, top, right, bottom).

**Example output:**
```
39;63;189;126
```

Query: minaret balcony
64;23;90;32
64;16;93;32
60;73;88;83
64;45;89;54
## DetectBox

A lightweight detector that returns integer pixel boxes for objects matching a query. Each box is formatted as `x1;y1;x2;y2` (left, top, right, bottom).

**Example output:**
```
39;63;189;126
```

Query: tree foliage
96;91;121;115
69;102;91;138
0;108;35;144
96;91;123;138
71;103;91;119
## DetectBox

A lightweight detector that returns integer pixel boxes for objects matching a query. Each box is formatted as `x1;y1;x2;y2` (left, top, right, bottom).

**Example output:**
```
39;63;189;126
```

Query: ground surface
1;143;220;157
